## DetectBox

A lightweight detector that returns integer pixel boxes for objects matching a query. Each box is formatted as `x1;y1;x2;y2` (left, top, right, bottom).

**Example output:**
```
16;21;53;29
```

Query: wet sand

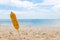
0;25;60;40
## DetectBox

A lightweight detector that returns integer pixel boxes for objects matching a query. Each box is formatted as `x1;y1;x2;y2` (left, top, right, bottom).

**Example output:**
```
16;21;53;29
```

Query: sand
0;25;60;40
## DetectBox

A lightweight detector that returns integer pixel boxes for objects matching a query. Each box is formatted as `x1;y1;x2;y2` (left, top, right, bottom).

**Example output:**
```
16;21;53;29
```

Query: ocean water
0;19;60;27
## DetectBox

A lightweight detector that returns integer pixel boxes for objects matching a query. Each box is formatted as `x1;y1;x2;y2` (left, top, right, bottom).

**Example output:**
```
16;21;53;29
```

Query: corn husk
10;11;19;30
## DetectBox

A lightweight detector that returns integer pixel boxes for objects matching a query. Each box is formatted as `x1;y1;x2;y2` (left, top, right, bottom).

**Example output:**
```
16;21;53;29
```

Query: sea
0;19;60;27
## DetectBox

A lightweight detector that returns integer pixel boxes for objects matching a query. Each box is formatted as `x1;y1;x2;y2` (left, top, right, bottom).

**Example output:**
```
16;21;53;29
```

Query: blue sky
0;0;60;19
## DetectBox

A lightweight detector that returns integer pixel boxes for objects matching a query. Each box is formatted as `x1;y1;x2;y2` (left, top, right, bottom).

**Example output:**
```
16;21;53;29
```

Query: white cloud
41;0;60;5
0;0;10;4
0;0;60;9
11;0;36;9
51;4;60;13
41;0;60;12
0;0;60;19
0;10;10;19
0;10;10;14
0;9;60;19
0;0;36;9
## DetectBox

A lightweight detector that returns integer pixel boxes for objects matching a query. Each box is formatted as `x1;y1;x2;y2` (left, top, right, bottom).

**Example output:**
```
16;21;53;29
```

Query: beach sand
0;25;60;40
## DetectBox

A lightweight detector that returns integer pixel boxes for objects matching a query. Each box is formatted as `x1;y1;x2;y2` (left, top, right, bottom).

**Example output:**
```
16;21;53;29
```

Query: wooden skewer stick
10;11;22;40
17;30;22;40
